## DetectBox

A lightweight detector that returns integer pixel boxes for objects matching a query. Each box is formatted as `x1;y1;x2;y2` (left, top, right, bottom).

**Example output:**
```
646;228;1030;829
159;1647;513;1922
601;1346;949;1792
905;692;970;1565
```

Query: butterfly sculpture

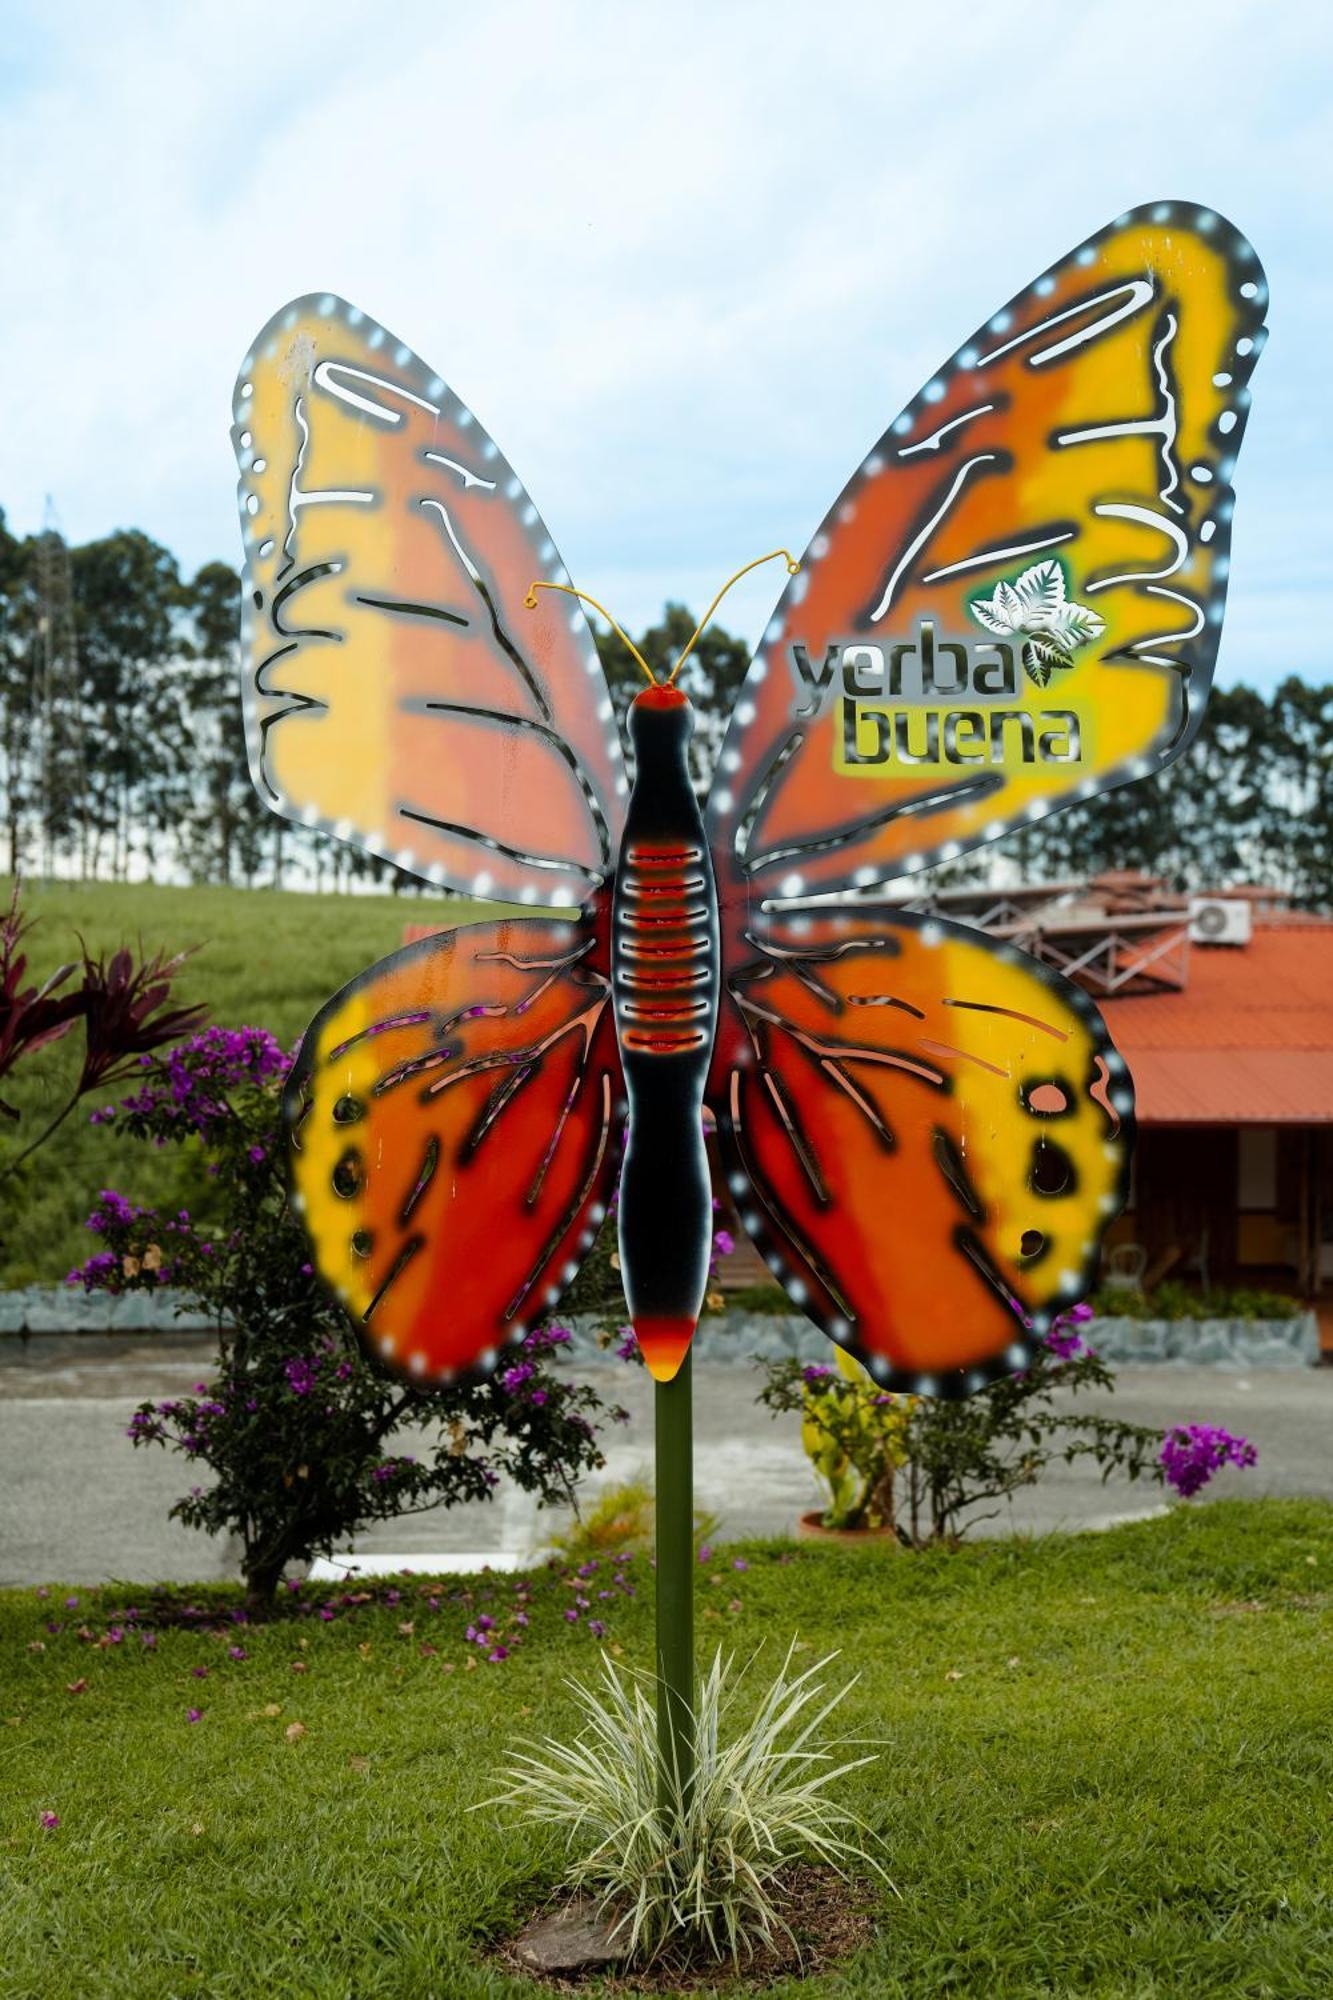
233;202;1266;1395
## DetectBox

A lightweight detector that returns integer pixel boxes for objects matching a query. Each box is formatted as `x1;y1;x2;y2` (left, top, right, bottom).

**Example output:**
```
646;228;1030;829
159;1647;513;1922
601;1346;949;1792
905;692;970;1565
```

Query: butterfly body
241;201;1266;1401
613;684;721;1379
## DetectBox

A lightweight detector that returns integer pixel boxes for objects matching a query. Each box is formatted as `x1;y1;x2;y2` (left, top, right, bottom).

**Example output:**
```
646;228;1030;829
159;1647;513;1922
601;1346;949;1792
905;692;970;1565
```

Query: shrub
1091;1281;1301;1322
758;1307;1257;1546
546;1479;658;1560
68;1027;626;1613
784;1348;914;1532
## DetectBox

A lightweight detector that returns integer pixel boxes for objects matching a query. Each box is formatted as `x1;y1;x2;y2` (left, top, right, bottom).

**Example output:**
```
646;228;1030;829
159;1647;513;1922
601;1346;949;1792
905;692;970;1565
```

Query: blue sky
2;0;1329;689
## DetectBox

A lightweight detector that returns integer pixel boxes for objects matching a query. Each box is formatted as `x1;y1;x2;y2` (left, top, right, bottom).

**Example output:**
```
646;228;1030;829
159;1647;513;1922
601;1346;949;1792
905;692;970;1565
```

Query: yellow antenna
667;549;800;684
523;581;656;686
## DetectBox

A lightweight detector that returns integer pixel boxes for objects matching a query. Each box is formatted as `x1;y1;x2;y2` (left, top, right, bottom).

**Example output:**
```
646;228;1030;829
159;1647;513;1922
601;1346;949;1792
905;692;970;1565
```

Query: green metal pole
654;1347;695;1815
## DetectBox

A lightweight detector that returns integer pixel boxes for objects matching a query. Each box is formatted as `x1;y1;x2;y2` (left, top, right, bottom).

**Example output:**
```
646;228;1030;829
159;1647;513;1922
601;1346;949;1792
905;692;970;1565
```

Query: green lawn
3;1499;1332;1998
0;877;508;1285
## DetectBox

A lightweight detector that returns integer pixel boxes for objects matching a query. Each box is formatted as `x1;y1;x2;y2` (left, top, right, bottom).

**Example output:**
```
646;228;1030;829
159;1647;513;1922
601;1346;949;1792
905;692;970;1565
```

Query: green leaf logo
970;560;1104;689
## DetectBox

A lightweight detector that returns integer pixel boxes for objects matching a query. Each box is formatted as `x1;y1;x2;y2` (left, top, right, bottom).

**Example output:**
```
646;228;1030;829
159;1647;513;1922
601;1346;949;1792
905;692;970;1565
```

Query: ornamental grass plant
488;1643;889;1969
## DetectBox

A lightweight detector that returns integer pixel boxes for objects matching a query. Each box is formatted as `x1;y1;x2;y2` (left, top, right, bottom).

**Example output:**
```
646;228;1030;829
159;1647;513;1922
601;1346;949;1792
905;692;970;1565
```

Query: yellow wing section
234;295;626;906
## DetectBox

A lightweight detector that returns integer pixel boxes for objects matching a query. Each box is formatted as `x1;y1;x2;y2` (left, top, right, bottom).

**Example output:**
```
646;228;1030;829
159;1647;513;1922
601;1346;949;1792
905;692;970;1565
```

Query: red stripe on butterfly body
616;841;712;1053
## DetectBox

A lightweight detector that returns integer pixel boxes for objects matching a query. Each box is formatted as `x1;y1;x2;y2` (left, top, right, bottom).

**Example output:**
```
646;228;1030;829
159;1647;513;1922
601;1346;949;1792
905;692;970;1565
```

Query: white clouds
0;0;1329;684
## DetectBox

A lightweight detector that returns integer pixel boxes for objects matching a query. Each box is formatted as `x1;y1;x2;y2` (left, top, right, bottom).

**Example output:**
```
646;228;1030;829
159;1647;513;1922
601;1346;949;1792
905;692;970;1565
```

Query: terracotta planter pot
797;1510;899;1547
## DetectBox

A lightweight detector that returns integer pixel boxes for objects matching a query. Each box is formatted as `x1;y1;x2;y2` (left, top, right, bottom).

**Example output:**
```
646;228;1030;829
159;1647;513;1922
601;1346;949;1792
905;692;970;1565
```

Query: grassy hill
0;877;510;1286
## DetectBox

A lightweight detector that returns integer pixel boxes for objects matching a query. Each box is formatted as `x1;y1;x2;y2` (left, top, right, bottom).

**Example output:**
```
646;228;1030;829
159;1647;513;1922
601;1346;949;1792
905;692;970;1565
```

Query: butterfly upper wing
712;904;1130;1393
707;202;1267;903
706;201;1267;1388
285;907;622;1382
233;295;626;906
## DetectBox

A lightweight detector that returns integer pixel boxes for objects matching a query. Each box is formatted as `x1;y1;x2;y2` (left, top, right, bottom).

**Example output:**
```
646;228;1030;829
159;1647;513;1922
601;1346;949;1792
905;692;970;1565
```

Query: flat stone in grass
512;1900;630;1973
498;1867;878;1990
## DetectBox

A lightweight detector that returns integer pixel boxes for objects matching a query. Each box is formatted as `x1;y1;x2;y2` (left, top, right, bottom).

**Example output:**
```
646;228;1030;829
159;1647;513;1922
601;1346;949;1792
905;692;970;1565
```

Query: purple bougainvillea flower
67;1249;120;1291
39;1811;60;1830
1159;1424;1258;1498
284;1357;318;1397
522;1325;572;1352
186;1708;203;1723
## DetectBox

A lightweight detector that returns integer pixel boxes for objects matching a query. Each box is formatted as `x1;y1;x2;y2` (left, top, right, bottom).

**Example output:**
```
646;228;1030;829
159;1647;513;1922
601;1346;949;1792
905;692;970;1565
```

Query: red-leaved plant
0;881;207;1184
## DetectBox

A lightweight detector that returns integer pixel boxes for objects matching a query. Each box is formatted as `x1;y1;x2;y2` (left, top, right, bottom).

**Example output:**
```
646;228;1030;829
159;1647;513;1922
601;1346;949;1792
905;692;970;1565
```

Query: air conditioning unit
1189;896;1252;946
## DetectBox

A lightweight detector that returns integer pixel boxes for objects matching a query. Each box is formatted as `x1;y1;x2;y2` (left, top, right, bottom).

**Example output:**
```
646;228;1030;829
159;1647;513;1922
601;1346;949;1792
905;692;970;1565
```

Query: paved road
2;1333;1330;1586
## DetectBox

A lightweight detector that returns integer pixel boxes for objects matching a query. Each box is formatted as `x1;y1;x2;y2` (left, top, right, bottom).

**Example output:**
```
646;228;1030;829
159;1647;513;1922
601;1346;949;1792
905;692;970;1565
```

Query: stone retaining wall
0;1290;1320;1369
1086;1312;1319;1369
0;1286;215;1335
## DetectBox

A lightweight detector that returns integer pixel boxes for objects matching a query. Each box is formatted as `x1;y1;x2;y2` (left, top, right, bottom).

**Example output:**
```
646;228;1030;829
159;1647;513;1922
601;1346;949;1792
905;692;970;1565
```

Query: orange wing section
234;295;626;907
285;908;622;1383
710;906;1130;1393
707;203;1267;904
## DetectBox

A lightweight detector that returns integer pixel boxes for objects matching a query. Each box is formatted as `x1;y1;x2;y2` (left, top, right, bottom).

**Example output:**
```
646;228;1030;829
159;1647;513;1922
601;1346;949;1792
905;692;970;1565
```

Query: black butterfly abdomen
612;691;721;1337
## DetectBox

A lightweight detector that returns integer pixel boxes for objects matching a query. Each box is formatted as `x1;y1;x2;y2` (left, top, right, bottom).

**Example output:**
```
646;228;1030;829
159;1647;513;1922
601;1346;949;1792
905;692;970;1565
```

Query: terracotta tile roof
400;914;1333;1126
1101;922;1333;1123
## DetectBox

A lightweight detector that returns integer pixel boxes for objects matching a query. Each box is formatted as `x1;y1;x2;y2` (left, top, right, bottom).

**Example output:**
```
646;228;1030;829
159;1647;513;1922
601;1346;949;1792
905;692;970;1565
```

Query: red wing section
285;909;622;1382
710;906;1131;1393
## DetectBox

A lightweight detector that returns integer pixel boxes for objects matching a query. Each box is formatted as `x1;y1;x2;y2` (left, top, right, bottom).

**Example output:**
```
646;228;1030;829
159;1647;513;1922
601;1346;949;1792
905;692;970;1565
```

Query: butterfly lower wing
234;295;626;905
710;907;1131;1393
285;909;622;1382
707;203;1266;902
